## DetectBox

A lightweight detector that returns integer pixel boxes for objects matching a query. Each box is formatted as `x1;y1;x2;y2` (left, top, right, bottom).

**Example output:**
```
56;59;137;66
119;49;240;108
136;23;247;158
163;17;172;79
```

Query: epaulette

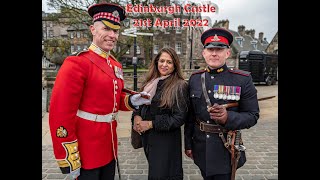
228;68;251;76
71;49;89;56
191;69;206;75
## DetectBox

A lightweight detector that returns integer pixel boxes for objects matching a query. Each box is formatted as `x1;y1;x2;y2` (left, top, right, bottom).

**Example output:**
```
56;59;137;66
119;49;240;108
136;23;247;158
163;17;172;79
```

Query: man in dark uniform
49;2;150;180
184;27;260;180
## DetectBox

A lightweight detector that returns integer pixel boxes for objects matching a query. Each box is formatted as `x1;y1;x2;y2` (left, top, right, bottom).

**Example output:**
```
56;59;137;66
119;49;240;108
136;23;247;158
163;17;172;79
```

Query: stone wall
123;71;148;90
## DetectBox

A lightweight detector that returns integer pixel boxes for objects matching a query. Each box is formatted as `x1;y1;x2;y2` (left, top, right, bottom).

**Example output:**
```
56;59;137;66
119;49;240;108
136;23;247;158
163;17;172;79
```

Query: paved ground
42;84;278;180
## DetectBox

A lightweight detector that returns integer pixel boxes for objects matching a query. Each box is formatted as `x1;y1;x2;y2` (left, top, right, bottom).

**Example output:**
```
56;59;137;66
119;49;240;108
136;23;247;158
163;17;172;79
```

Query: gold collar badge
217;68;223;73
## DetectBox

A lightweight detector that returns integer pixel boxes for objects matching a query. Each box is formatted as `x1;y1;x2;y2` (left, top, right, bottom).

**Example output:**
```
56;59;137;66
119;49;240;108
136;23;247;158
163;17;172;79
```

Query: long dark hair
140;47;187;109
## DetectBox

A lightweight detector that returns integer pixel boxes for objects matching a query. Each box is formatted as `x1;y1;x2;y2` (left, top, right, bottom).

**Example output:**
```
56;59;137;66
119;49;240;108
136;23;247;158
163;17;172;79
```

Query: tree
44;38;71;65
46;0;137;63
44;0;195;67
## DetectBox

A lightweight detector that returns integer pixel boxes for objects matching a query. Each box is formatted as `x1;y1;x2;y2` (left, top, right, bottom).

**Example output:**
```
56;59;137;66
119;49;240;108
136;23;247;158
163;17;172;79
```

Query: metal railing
42;58;57;70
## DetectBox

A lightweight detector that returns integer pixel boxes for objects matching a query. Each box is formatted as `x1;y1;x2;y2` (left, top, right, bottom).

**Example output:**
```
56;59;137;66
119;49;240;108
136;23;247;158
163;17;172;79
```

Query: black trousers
77;159;116;180
200;170;231;180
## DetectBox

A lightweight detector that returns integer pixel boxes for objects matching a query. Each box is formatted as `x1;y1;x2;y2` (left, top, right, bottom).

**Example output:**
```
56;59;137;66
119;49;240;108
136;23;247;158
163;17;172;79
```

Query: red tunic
49;47;134;173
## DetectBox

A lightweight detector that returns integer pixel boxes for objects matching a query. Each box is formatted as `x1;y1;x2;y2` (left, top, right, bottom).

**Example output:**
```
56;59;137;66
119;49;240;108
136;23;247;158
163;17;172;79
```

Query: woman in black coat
133;47;189;180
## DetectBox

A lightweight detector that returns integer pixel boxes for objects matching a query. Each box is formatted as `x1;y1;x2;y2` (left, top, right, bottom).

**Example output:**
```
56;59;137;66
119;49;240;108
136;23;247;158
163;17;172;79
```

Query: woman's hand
133;115;143;134
137;121;152;133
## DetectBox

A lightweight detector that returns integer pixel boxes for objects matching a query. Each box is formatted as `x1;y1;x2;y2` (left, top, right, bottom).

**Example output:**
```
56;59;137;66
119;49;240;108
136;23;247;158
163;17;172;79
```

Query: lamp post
132;36;138;91
123;18;138;91
189;27;193;69
122;18;153;90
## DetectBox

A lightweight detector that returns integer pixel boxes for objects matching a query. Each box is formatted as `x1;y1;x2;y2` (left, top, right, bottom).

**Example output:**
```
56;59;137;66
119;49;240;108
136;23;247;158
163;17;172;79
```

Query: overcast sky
191;0;278;42
43;0;278;41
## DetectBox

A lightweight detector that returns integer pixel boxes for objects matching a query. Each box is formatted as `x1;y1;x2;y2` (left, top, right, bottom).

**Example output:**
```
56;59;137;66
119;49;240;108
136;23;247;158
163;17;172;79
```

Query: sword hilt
234;130;246;151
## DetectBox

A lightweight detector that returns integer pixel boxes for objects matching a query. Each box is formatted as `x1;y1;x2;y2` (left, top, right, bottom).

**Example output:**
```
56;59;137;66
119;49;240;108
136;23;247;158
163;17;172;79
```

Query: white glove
130;92;151;107
68;168;80;179
140;91;150;96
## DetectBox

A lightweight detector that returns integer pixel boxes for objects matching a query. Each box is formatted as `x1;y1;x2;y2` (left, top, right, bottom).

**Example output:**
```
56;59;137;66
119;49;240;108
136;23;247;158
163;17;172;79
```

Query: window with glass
71;45;75;53
251;40;258;50
154;44;159;54
163;42;170;48
235;37;244;47
49;30;54;37
176;27;182;34
136;45;141;55
175;42;182;54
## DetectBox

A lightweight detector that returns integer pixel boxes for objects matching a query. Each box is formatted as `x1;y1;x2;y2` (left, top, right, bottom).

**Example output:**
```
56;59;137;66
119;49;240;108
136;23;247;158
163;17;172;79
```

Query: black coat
184;64;259;177
134;79;189;180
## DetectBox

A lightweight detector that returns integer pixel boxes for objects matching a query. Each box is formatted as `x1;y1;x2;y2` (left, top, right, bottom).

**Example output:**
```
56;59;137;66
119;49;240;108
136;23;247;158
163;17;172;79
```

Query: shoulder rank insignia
71;49;89;56
56;126;68;138
191;69;206;75
228;68;250;76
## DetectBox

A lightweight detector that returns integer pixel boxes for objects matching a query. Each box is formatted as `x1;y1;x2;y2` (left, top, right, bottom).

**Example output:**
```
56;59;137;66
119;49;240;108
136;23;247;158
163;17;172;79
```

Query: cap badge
211;34;221;42
112;10;119;18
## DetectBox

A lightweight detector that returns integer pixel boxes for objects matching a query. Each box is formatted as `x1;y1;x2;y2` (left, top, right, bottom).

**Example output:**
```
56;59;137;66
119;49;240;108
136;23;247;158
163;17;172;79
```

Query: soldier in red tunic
49;2;150;180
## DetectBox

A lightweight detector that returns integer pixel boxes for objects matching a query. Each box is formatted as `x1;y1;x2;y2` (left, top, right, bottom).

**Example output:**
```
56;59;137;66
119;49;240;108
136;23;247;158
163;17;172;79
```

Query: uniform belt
195;118;227;133
76;110;118;123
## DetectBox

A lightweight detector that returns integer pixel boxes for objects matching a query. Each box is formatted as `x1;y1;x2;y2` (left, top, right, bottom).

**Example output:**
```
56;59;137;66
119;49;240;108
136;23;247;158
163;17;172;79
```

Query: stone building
42;9;275;71
42;11;69;41
265;31;278;54
42;11;91;55
119;0;204;70
211;20;270;69
42;2;204;70
67;24;91;53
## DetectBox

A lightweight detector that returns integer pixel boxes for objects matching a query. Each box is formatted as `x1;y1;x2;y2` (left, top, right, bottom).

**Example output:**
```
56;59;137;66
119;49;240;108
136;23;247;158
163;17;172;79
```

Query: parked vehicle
238;50;278;85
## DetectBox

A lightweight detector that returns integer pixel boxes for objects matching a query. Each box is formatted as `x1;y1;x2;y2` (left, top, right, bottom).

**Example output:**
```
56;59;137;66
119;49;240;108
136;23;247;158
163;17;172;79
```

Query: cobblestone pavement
42;85;278;180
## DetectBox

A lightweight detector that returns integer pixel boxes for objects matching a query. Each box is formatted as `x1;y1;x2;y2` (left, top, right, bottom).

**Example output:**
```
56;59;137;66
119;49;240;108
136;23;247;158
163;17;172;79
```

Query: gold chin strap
101;20;120;30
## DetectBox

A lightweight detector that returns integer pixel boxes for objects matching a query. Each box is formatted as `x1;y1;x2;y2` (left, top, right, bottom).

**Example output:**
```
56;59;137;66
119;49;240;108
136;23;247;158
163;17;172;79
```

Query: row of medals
210;85;241;101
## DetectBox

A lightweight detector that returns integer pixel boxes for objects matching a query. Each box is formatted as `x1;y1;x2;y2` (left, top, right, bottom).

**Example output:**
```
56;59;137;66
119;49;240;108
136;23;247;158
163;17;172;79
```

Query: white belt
76;110;118;123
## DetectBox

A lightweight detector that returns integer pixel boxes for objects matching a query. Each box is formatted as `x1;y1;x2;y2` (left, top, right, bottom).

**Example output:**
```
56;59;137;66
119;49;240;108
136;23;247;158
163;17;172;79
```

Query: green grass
123;68;149;73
